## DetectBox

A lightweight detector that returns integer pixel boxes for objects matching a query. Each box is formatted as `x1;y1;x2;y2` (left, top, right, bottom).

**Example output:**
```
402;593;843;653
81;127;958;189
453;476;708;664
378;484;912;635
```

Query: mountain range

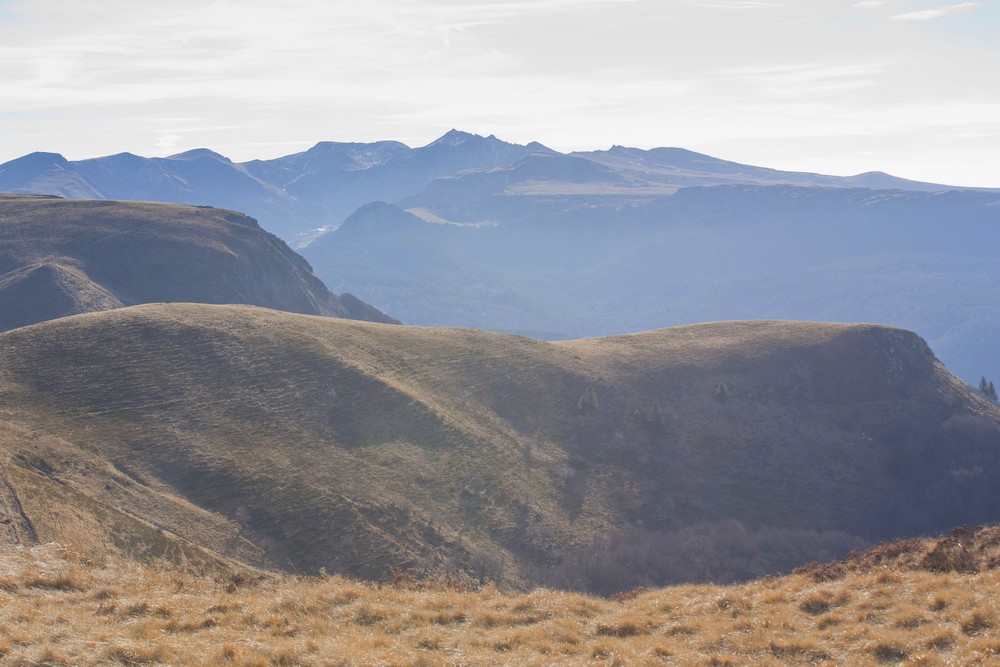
0;130;976;244
0;131;537;242
3;130;998;386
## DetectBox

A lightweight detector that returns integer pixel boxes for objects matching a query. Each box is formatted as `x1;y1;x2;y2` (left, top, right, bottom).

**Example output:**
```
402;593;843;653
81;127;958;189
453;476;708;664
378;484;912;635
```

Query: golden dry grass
1;541;998;666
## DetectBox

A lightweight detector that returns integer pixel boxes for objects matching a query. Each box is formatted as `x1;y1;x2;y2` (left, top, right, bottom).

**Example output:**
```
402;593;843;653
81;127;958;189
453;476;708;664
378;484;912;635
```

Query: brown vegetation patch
770;642;830;662
922;530;979;573
894;615;928;629
122;601;151;617
166;617;219;633
595;620;647;637
961;612;994;636
799;590;850;616
925;632;956;651
101;644;166;665
354;605;389;626
872;643;908;663
24;572;88;592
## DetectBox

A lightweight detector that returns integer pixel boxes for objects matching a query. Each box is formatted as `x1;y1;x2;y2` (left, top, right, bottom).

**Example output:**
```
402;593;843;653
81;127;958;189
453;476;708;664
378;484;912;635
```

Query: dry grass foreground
2;531;999;667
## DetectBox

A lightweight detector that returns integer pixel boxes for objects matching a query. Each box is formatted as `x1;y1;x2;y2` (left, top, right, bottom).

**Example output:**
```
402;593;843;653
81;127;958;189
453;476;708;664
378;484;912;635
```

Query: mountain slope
0;152;105;199
1;304;997;590
0;195;396;332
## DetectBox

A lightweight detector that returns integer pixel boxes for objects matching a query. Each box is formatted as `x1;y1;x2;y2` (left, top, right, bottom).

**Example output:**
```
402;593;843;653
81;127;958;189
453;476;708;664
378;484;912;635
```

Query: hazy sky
1;0;998;186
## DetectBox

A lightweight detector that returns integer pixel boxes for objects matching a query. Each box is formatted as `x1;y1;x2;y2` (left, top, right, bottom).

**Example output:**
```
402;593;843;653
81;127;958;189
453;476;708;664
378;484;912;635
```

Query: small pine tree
979;377;998;401
577;384;599;411
715;382;731;402
648;400;665;431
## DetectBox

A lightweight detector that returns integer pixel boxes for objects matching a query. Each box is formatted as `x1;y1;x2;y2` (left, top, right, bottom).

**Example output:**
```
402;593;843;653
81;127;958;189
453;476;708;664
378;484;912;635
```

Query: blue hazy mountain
302;184;1000;387
1;131;974;242
0;131;532;241
3;132;998;386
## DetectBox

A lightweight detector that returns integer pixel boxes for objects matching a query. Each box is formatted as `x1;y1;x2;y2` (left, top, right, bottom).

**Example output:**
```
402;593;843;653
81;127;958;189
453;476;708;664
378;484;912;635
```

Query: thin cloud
0;0;997;186
684;1;784;8
892;2;979;21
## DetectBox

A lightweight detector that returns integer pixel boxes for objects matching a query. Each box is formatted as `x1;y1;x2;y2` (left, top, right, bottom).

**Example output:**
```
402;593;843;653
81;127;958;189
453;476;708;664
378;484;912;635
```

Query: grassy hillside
1;527;999;665
1;304;998;591
0;194;396;332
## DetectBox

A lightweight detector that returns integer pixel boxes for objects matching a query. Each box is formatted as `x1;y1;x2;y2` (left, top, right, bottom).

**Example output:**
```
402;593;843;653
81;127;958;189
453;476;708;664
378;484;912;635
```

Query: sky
0;0;998;186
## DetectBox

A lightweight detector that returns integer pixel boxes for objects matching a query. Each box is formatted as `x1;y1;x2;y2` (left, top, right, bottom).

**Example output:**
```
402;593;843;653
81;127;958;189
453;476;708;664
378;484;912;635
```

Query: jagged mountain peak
427;128;479;147
425;129;518;149
167;148;232;162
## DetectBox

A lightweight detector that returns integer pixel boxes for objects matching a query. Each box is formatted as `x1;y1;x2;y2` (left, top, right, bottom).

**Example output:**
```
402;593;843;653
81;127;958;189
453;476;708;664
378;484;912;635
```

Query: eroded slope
0;305;997;589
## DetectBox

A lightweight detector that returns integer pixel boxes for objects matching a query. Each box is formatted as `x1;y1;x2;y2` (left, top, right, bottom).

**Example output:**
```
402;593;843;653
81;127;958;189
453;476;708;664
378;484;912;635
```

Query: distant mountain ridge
0;194;397;332
1;130;980;242
4;130;997;384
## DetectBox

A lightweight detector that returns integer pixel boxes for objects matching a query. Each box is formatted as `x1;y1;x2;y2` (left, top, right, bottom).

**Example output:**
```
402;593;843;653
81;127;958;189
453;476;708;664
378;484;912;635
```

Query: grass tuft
102;644;166;665
872;643;908;663
24;572;89;592
595;620;647;637
962;612;994;636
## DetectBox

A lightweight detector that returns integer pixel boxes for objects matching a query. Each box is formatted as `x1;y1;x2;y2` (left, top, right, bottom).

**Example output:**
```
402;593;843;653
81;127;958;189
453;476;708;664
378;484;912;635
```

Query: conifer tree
978;377;997;401
577;384;599;411
649;400;665;429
